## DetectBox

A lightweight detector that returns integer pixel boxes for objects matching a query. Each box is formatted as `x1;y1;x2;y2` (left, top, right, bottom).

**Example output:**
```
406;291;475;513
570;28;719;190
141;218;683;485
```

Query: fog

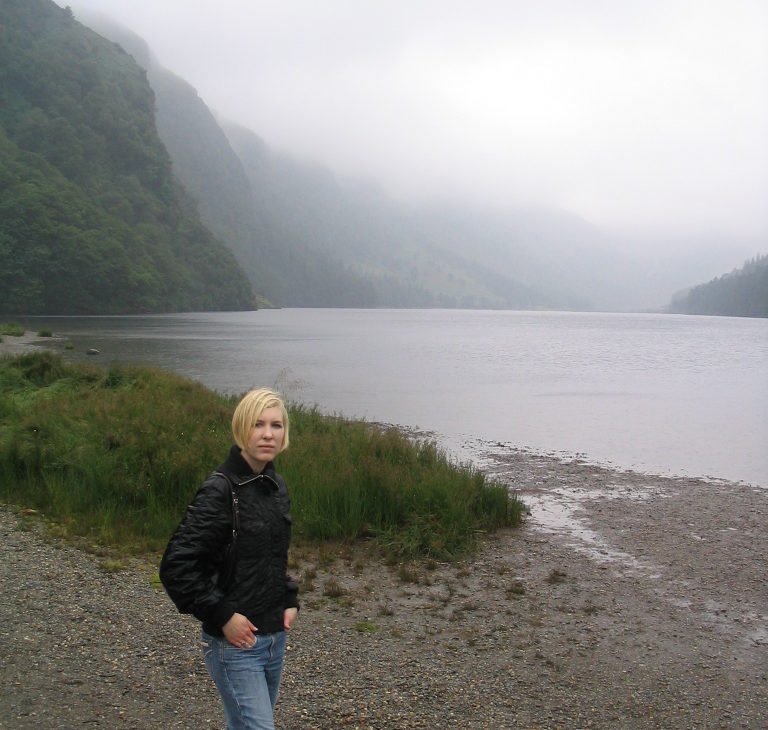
63;0;767;250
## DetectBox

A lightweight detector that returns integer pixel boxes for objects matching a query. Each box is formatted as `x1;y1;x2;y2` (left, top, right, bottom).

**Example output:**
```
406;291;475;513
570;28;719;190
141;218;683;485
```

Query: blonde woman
160;388;298;730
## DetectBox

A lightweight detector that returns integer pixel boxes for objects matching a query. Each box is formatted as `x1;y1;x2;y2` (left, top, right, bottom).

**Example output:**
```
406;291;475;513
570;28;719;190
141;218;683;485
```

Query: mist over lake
26;309;768;487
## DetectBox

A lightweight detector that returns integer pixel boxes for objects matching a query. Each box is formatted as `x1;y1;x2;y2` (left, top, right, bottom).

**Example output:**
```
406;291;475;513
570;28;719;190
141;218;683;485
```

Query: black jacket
159;445;299;636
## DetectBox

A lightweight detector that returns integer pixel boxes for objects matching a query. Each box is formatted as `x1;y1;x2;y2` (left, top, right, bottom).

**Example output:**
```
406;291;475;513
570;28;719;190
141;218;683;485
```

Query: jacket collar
220;444;278;486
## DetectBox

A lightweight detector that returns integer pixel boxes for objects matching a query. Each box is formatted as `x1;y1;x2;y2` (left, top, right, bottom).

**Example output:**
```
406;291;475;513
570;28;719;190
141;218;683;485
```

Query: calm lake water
21;309;768;487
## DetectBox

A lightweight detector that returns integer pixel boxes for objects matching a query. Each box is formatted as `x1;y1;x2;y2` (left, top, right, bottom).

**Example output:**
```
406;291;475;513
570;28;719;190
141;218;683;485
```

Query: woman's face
241;405;285;473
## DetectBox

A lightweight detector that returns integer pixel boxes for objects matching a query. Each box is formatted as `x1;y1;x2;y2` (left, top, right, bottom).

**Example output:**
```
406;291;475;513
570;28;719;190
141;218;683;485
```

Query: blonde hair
231;388;290;453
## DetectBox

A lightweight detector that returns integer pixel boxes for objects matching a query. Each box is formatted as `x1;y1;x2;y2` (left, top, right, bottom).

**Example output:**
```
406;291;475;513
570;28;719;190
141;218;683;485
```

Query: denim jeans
202;629;287;730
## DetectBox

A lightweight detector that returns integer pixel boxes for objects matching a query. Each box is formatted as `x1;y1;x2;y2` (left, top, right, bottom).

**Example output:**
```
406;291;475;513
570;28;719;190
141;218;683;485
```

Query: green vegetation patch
355;620;378;634
0;352;523;559
281;408;522;558
0;1;254;314
0;322;26;336
668;253;768;318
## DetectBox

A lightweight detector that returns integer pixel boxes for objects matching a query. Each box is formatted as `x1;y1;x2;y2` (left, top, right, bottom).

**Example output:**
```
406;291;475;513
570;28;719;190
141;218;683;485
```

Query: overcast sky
63;0;767;242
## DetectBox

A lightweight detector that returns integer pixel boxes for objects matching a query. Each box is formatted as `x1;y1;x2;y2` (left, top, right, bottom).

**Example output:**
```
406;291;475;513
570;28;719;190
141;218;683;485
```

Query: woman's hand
283;607;298;631
222;612;258;648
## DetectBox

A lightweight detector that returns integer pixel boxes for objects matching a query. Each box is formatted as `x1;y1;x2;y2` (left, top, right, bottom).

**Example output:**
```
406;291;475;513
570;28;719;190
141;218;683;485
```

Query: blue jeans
202;629;287;730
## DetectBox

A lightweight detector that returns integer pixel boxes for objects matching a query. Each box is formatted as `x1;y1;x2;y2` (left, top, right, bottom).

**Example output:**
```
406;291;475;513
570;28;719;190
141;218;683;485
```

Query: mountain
70;5;735;313
72;12;382;307
0;0;255;315
77;10;628;310
668;254;768;317
225;122;619;309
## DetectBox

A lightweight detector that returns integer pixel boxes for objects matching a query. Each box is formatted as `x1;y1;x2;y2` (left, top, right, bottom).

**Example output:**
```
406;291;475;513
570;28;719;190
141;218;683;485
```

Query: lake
19;309;768;487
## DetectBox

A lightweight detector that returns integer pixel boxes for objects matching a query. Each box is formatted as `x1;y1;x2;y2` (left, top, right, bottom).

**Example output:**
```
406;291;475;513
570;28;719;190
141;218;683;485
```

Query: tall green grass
0;352;522;558
0;322;25;336
281;409;518;557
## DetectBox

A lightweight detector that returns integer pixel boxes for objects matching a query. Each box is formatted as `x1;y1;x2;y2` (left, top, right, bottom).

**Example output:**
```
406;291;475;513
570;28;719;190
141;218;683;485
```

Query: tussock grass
0;322;25;337
322;579;345;598
281;406;521;558
355;620;378;634
506;580;526;596
0;352;523;559
546;569;568;584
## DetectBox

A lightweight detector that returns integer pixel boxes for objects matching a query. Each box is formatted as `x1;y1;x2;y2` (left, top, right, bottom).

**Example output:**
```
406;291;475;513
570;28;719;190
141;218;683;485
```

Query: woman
160;388;299;730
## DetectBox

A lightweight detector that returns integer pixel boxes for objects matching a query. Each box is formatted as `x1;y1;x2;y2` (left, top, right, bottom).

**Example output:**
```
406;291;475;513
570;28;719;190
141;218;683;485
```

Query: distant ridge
668;254;768;318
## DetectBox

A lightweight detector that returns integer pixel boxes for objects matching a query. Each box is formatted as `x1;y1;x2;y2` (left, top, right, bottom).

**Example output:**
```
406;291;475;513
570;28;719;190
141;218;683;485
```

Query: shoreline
467;436;768;495
4;326;765;491
2;326;766;726
1;451;766;727
0;331;68;359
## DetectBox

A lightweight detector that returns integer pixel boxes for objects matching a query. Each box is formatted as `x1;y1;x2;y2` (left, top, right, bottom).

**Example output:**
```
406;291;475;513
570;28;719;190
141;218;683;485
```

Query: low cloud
65;0;768;242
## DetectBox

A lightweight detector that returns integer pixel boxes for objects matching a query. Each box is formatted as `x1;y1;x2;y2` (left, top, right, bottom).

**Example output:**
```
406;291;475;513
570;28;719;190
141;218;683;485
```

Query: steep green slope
150;67;376;307
668;254;768;317
76;11;378;307
73;6;646;311
77;9;548;309
0;0;255;314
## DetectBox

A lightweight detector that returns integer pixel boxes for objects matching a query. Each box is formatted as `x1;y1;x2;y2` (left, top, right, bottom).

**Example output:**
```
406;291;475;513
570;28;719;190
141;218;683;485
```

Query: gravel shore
0;332;53;357
1;447;766;729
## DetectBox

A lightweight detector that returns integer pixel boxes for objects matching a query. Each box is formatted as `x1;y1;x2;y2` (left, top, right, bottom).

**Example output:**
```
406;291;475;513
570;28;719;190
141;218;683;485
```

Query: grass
322;579;345;598
546;569;568;584
506;579;526;596
281;408;521;558
299;567;317;593
100;558;126;573
0;351;524;560
397;564;420;584
0;322;25;337
355;620;378;634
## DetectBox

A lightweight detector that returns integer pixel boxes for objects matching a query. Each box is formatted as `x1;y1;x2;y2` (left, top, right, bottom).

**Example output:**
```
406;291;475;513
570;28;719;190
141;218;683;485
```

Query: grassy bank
0;351;522;559
0;321;26;343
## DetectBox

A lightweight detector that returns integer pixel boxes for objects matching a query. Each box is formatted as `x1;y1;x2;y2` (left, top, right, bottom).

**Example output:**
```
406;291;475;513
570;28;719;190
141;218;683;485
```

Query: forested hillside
76;11;590;310
152;77;377;307
668;254;768;318
0;0;255;314
74;14;381;307
68;5;740;313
